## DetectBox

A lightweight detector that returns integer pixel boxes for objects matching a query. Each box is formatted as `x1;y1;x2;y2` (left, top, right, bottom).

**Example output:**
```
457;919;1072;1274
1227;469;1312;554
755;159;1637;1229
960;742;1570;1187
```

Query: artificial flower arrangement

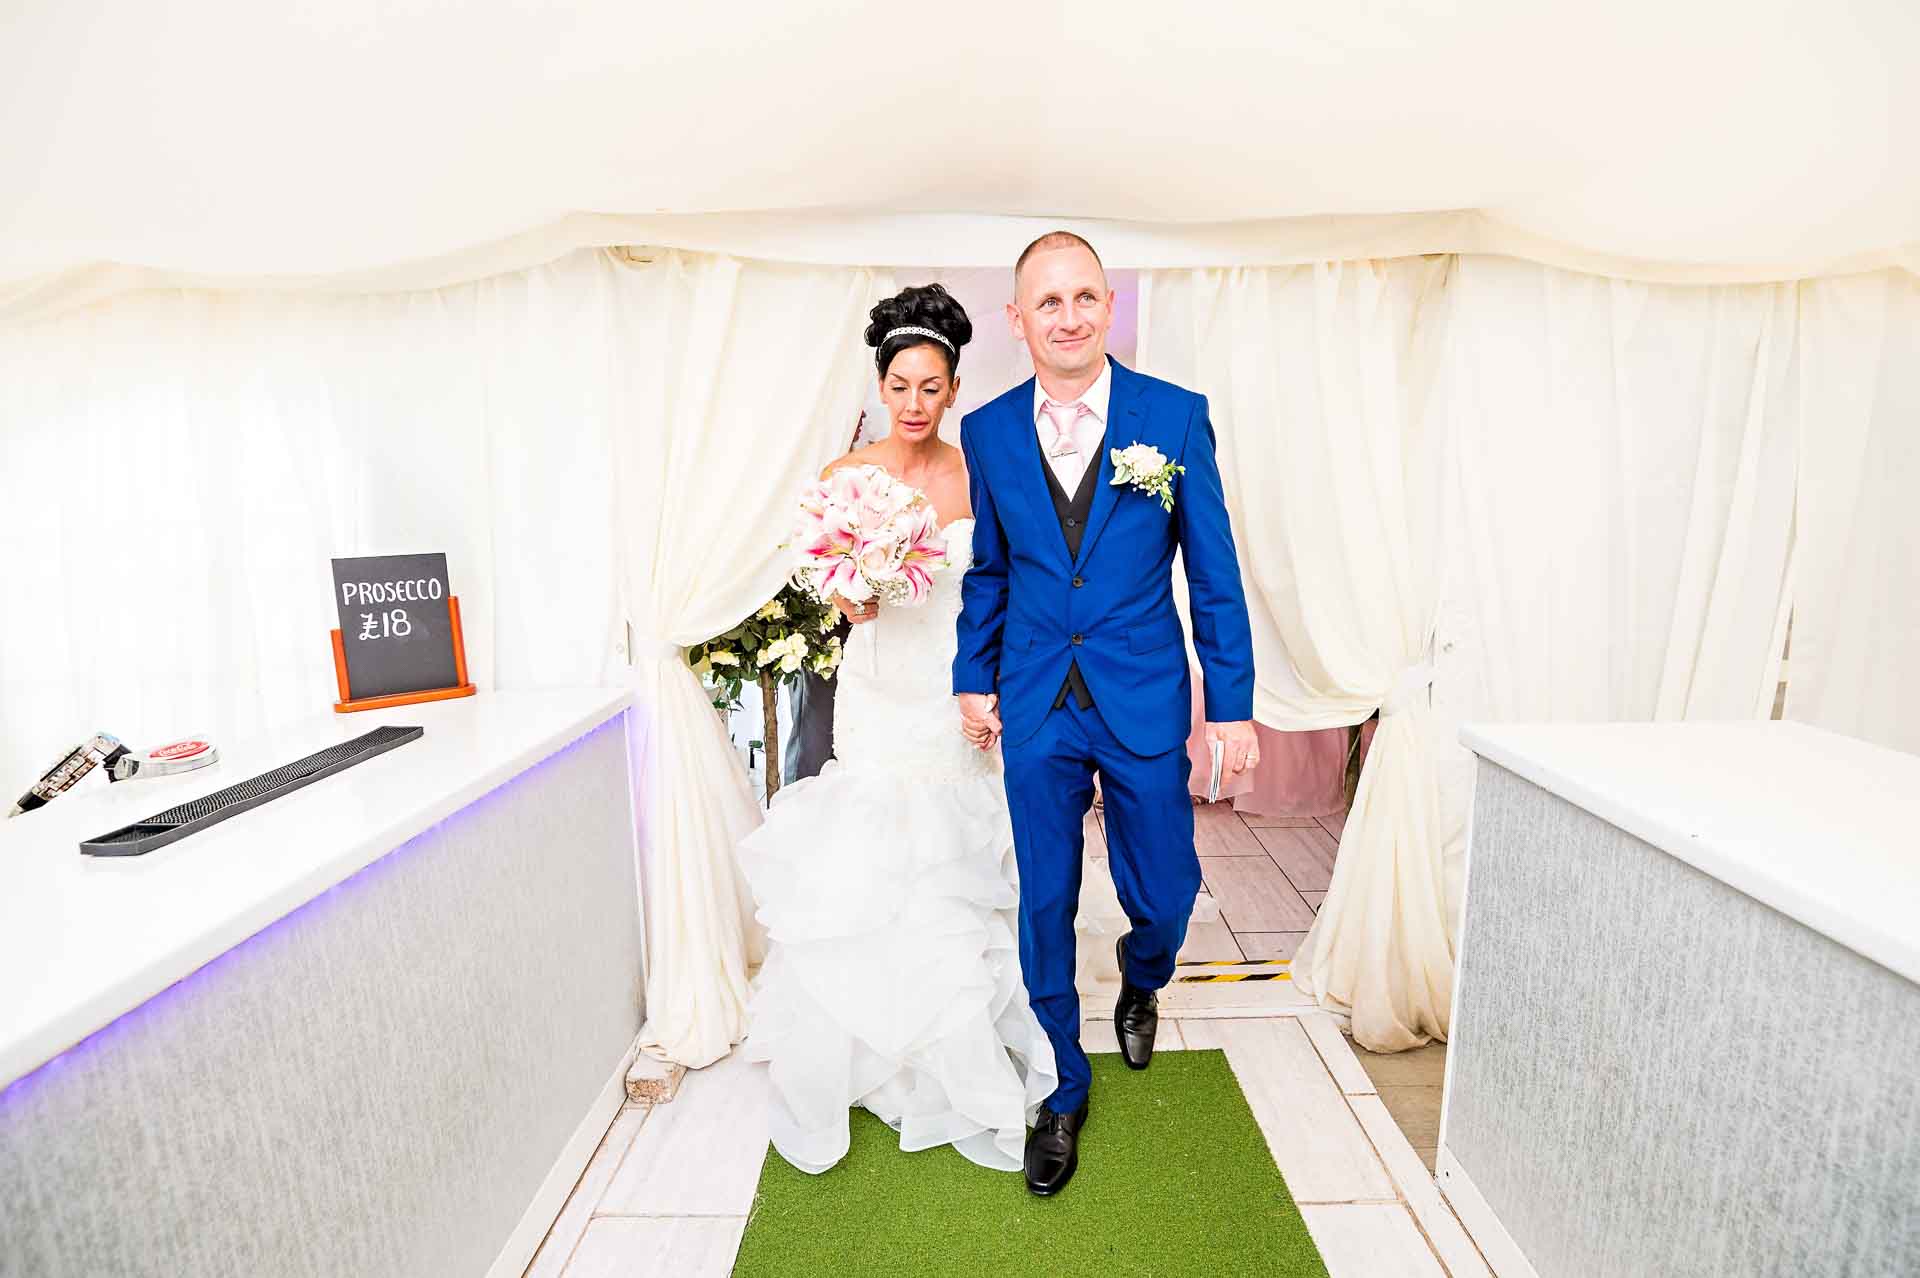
688;584;843;802
688;463;948;804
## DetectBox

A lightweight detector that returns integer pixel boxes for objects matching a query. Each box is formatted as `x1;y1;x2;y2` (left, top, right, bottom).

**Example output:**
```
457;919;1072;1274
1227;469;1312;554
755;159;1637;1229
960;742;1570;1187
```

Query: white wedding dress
737;519;1061;1174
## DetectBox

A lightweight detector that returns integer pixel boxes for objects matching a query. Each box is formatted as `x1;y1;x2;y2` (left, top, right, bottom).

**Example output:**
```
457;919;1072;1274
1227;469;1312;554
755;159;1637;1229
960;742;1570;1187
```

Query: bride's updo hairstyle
864;283;972;378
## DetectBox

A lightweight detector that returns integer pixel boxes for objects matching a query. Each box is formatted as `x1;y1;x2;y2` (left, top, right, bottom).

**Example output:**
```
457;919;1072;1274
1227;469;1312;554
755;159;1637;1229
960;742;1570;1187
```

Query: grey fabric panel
1448;760;1920;1278
783;663;838;785
0;716;643;1278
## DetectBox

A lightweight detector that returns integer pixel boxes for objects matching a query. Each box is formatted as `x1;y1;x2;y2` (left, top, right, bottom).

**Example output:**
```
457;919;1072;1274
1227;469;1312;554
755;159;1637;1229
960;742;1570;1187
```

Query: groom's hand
957;693;1001;751
1206;721;1260;775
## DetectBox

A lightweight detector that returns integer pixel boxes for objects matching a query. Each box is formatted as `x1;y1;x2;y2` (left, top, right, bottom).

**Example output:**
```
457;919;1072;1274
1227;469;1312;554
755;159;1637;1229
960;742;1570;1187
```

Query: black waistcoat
1036;435;1102;710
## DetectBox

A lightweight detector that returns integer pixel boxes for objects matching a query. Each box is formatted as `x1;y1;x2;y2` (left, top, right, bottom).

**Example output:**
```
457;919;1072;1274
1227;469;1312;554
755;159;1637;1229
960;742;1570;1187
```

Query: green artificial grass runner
733;1049;1328;1278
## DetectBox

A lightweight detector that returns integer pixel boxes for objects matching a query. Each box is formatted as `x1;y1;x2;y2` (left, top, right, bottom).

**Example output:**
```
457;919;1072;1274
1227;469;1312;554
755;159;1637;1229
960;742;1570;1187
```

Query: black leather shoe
1024;1101;1089;1196
1114;936;1159;1070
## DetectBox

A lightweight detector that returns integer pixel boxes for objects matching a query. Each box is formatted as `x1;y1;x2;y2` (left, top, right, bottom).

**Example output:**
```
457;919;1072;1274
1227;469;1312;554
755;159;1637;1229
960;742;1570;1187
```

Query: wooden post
760;669;780;805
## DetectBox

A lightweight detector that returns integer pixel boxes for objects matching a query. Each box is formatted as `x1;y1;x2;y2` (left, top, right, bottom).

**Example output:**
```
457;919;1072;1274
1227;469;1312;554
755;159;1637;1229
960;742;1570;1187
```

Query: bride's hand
957;693;1001;751
835;596;879;625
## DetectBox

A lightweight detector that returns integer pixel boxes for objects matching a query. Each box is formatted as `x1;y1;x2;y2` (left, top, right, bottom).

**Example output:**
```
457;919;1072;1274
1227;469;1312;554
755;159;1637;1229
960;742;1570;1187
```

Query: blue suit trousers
1001;699;1201;1113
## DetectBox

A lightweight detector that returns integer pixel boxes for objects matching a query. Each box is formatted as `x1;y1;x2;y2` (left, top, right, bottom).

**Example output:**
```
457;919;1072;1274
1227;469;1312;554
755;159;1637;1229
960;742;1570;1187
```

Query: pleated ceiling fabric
3;0;1917;319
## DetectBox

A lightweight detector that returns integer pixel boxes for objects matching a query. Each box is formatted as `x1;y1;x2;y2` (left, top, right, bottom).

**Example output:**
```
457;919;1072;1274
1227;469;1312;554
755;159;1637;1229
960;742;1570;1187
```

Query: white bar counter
0;688;645;1278
1440;720;1920;1278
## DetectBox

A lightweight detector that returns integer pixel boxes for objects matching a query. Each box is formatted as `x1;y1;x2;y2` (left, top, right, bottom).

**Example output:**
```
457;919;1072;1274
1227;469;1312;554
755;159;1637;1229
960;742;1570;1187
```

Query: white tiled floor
564;1217;750;1277
1302;1203;1457;1277
596;1051;768;1217
524;1009;1489;1277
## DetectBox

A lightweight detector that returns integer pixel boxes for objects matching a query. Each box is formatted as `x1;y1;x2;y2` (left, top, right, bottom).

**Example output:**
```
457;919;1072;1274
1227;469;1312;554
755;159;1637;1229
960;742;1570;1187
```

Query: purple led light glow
1;714;631;1105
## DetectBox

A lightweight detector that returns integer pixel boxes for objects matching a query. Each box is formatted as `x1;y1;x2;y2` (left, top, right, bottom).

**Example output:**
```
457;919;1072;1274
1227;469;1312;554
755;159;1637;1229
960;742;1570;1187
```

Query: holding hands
956;703;1256;770
957;692;1001;751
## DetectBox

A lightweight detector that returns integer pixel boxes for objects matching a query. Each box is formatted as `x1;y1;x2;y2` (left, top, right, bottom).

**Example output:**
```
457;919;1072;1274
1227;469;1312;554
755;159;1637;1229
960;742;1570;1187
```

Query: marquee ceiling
2;0;1915;294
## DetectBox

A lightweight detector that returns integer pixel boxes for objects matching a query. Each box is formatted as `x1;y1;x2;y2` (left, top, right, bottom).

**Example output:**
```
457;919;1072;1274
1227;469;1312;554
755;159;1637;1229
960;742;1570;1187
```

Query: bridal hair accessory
1110;442;1186;513
881;325;955;353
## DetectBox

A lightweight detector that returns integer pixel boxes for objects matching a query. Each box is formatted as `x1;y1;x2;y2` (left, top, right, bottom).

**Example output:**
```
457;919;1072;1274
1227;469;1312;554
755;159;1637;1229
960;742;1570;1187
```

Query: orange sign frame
330;595;478;713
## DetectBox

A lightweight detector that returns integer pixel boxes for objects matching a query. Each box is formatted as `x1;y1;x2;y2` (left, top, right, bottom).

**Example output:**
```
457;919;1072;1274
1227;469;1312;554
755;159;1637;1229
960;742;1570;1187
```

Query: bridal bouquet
789;464;948;607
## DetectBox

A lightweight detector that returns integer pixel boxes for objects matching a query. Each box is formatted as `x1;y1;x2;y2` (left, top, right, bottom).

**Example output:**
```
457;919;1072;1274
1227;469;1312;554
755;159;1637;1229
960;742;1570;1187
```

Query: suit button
1072;576;1085;588
1066;517;1079;527
1071;633;1083;645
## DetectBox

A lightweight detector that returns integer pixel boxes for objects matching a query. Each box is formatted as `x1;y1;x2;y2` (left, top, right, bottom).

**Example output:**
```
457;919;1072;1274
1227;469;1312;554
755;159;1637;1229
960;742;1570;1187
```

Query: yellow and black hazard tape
1170;957;1293;983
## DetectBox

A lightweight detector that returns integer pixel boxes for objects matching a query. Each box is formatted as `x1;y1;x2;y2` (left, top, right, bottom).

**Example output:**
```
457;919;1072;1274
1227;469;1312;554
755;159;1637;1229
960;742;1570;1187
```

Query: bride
738;284;1060;1174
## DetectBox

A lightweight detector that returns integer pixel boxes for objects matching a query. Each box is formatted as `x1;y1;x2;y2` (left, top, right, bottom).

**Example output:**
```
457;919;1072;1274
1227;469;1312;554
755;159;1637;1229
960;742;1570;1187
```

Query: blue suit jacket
953;357;1255;757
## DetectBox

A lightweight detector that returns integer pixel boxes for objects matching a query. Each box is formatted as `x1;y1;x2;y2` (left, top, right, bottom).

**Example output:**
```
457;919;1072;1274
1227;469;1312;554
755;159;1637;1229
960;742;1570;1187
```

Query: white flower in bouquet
790;464;949;608
1110;441;1186;513
757;632;810;674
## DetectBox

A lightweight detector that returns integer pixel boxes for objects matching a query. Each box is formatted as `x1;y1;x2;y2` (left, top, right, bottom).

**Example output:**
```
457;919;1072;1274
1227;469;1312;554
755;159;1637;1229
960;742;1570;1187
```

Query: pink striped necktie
1042;399;1089;461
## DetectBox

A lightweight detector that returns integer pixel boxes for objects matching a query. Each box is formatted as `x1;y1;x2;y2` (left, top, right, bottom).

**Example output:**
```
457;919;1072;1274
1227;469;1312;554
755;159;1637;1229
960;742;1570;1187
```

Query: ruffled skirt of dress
737;759;1058;1174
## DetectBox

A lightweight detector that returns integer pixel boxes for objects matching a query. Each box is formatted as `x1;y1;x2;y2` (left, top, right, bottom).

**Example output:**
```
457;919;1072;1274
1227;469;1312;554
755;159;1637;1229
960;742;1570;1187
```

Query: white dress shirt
1032;361;1112;494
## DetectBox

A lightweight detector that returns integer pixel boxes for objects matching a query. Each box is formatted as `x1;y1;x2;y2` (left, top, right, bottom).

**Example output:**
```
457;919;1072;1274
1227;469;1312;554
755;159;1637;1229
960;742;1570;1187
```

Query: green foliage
686;582;844;714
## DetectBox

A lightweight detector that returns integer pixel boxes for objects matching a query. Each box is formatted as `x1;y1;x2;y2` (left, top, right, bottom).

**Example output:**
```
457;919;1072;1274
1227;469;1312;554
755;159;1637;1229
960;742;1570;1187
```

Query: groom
954;232;1258;1195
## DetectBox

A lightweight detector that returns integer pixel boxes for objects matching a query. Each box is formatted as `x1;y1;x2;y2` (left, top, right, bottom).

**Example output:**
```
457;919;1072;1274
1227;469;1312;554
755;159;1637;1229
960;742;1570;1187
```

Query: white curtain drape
609;251;891;1068
1139;259;1456;1051
8;235;1909;1069
0;249;629;785
1140;253;1825;1051
1784;271;1920;754
1435;257;1800;737
0;244;896;1070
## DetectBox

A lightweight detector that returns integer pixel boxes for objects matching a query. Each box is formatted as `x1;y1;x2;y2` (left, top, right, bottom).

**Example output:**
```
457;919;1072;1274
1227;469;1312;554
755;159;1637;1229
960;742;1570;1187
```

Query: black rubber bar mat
80;725;423;857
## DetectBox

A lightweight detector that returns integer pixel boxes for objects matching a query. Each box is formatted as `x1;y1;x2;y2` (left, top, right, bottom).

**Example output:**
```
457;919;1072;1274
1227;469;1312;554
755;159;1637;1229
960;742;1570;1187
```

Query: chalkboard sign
330;553;462;700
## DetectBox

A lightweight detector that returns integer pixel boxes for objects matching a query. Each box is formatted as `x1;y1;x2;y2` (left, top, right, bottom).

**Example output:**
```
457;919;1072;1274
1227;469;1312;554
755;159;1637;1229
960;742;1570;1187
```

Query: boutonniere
1109;442;1185;513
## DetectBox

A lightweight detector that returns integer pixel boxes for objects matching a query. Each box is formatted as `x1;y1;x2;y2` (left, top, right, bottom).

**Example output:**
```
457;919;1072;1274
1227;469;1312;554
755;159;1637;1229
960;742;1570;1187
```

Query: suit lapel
1073;358;1137;571
1002;379;1071;569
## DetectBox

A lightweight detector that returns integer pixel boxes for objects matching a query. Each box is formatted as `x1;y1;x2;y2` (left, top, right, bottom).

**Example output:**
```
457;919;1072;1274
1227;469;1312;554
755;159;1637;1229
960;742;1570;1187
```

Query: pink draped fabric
1183;670;1376;819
